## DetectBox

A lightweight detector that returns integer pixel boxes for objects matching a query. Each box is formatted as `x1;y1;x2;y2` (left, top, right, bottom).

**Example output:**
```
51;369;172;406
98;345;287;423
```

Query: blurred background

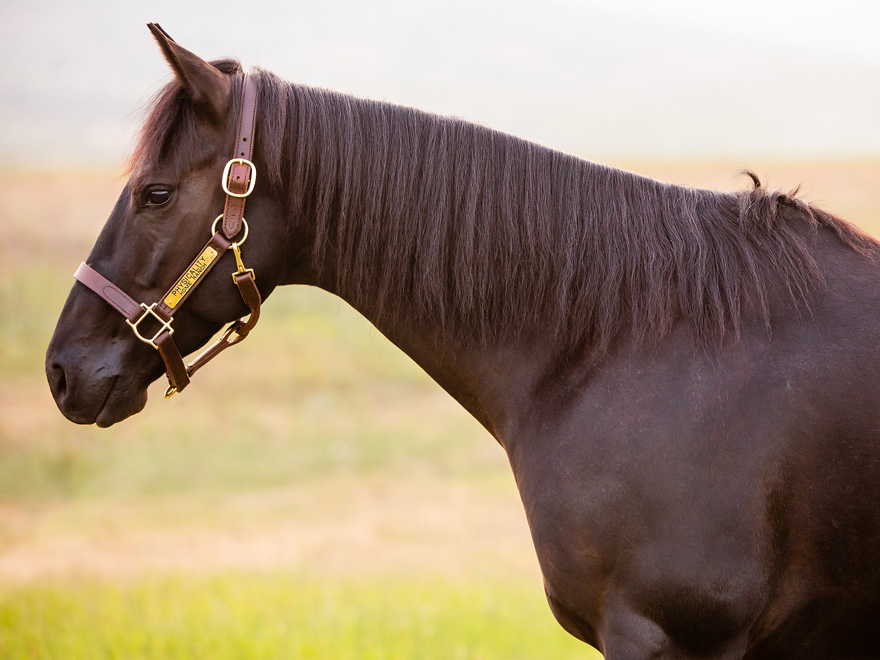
4;0;880;164
2;1;879;657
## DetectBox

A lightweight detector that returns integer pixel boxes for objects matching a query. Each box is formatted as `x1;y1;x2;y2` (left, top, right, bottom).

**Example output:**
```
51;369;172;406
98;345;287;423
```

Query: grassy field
0;574;592;659
1;160;878;658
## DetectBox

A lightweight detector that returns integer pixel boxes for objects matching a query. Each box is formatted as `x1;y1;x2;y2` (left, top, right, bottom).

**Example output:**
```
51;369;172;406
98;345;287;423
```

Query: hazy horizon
3;0;879;167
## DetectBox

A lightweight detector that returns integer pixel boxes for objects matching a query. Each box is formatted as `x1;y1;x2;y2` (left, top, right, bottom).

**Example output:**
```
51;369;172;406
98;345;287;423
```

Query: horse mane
130;65;877;354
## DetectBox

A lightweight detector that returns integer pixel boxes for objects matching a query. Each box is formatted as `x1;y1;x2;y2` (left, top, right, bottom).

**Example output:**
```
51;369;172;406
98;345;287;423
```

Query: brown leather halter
74;74;262;398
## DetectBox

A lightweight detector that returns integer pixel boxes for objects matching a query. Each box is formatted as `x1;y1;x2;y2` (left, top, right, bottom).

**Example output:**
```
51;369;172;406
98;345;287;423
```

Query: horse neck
282;82;619;333
276;84;789;440
279;87;581;439
270;80;875;443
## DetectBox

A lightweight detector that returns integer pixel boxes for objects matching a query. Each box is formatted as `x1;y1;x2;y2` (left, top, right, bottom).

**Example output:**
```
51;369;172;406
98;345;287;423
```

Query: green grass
0;573;597;659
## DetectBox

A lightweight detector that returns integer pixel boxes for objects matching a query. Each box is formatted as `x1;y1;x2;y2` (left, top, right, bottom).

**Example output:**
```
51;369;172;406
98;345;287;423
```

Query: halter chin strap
74;74;261;398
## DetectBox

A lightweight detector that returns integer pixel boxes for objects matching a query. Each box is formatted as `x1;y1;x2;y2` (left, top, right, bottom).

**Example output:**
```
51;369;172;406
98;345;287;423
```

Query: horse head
46;25;288;426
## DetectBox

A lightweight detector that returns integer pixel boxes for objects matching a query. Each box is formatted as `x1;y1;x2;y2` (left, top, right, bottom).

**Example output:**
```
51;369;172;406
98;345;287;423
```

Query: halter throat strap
74;73;261;397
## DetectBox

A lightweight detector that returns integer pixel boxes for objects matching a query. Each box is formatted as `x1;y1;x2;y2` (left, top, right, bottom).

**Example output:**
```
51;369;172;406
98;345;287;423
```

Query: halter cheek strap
74;74;262;398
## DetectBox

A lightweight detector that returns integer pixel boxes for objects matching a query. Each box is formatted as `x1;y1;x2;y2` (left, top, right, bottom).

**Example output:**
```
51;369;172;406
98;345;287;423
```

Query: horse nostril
47;362;68;401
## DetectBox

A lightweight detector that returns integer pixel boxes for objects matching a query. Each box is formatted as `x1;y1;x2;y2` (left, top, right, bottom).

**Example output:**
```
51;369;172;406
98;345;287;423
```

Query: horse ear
147;23;230;120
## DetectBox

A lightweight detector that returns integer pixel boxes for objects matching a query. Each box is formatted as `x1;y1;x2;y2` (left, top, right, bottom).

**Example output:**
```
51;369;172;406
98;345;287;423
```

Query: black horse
46;25;880;659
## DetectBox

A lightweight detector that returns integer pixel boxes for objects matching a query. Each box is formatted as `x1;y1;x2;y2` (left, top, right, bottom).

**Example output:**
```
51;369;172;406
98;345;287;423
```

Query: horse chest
505;404;774;655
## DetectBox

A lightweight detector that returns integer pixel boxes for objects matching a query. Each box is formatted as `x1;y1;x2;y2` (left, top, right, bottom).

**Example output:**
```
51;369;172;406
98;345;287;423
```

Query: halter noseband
73;74;262;398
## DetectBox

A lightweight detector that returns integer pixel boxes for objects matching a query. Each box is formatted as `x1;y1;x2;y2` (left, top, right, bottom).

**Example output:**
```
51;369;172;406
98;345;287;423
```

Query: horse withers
46;25;880;659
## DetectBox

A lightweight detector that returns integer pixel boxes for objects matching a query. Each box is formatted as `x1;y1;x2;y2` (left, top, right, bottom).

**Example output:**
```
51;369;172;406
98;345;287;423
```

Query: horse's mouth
89;376;143;427
48;361;149;428
91;379;148;428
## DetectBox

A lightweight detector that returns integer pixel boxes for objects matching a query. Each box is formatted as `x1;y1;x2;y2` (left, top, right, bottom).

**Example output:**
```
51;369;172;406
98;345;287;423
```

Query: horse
46;24;880;659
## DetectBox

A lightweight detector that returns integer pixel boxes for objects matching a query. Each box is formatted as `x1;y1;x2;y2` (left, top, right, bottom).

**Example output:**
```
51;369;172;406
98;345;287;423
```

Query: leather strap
156;331;190;391
221;75;258;239
154;231;232;320
74;262;142;322
181;271;260;380
232;271;261;336
72;72;262;397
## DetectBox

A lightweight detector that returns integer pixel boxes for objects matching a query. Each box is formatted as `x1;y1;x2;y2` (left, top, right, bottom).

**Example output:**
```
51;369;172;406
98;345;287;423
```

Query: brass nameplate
163;246;219;309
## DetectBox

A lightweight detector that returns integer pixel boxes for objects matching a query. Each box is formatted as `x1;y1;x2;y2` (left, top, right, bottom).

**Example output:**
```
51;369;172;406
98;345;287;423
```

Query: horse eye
145;189;172;207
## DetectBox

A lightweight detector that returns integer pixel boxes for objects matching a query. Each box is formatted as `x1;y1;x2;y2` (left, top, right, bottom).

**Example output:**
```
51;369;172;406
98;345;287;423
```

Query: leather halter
74;74;262;398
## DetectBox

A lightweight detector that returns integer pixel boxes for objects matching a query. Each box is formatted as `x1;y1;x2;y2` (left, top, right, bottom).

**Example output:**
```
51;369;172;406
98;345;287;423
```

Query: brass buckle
222;158;257;198
126;302;173;349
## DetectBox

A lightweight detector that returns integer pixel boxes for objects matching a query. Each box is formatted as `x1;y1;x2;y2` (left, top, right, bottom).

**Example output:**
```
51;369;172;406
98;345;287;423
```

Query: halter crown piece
73;74;262;398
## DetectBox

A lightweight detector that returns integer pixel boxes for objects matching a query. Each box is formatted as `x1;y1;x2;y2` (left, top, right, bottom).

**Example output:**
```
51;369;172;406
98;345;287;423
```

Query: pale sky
2;0;879;164
559;0;880;62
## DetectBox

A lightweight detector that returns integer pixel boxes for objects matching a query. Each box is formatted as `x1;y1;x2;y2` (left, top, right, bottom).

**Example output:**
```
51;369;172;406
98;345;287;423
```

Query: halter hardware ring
126;302;174;349
222;158;257;198
211;216;249;246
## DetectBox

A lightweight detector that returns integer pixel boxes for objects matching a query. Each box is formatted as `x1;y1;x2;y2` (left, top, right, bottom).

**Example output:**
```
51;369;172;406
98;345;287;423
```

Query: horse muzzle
46;319;153;427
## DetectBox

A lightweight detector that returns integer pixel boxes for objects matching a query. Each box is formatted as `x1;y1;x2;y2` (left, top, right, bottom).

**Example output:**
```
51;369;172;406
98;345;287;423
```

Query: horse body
537;236;880;658
46;27;880;658
347;222;880;658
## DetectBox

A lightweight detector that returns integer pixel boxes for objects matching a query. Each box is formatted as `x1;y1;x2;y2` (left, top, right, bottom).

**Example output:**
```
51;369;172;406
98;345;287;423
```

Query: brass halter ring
211;215;249;246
